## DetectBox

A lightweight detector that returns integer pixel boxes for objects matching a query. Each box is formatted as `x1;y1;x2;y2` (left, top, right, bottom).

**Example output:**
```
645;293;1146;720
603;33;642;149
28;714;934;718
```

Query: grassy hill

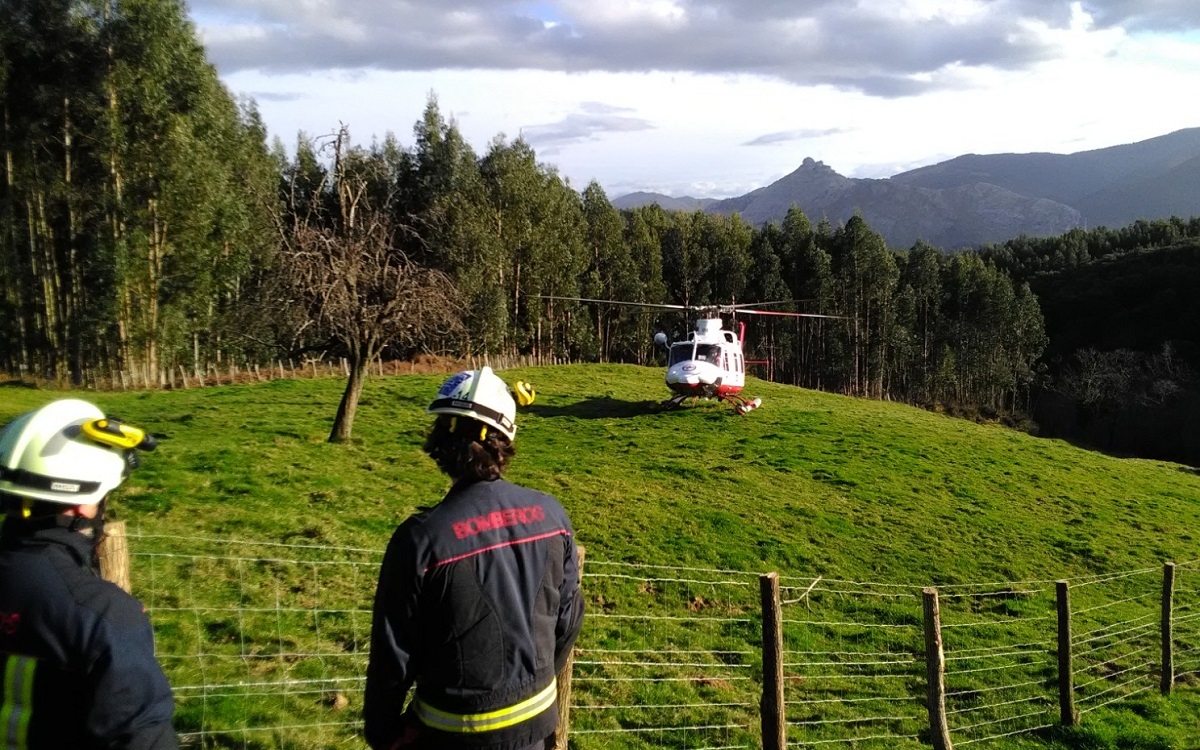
4;364;1200;748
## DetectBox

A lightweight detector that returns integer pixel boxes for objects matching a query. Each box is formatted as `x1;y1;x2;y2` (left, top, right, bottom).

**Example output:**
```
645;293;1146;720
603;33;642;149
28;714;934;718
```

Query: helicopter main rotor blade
540;295;691;311
718;300;795;311
734;308;853;320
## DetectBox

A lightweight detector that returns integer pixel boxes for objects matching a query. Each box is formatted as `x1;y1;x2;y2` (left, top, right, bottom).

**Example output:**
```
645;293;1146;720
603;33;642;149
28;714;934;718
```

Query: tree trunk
145;197;164;382
2;104;31;372
64;96;84;384
329;351;370;443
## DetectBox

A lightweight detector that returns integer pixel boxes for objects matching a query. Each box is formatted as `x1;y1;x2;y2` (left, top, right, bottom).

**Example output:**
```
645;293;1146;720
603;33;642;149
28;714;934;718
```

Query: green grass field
3;364;1200;749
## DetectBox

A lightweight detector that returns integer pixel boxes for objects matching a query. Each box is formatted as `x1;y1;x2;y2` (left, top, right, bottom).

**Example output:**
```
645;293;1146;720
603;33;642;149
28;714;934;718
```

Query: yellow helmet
514;380;536;407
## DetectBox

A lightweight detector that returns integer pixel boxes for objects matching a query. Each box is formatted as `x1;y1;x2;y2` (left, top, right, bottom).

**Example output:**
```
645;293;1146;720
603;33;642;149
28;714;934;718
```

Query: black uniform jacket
0;518;177;750
364;478;584;750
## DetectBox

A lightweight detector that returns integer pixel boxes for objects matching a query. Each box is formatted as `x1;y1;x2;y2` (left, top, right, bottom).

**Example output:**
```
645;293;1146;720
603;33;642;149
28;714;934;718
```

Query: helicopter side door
720;343;745;389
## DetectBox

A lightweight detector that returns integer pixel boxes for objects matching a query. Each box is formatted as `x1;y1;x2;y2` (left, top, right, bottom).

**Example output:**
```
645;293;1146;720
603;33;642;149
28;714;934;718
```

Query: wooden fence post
551;545;584;750
923;587;953;750
1056;580;1078;726
97;520;131;594
1162;562;1176;695
760;572;785;750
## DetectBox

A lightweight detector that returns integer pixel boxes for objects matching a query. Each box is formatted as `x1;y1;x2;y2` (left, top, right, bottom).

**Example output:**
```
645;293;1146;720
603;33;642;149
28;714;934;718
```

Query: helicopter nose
668;363;715;386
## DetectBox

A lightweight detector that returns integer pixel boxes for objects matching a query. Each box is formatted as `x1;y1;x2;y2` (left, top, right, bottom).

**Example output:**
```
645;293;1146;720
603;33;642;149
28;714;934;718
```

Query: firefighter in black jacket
365;367;584;750
0;398;177;749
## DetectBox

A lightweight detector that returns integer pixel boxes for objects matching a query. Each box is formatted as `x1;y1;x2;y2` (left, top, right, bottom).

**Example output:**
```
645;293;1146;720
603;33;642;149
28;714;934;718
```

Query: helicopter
542;296;848;414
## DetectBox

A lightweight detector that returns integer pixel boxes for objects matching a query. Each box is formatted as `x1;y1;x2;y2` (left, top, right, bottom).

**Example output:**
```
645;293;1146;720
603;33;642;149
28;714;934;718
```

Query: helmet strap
63;496;106;539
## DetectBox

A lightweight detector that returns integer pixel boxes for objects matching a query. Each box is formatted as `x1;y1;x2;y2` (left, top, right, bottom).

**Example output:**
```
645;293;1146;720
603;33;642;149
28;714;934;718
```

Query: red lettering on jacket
0;611;19;636
453;505;546;539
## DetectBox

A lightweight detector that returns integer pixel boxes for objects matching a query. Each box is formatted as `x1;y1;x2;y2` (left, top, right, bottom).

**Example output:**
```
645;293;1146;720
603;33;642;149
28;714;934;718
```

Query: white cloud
559;0;687;27
199;0;1200;198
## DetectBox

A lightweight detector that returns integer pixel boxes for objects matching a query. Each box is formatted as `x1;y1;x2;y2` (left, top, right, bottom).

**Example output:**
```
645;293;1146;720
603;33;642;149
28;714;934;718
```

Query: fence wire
129;533;1199;750
779;577;926;749
134;533;378;749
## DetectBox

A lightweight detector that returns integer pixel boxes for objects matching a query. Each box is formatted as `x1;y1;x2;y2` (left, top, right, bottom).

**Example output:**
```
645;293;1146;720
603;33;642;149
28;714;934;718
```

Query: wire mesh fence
938;578;1061;745
779;577;926;749
126;531;1200;750
571;561;764;750
133;533;379;748
1070;568;1163;718
1174;559;1200;687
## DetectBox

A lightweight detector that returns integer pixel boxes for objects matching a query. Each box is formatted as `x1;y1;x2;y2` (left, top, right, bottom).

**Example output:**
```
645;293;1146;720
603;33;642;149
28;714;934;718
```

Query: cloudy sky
187;0;1200;199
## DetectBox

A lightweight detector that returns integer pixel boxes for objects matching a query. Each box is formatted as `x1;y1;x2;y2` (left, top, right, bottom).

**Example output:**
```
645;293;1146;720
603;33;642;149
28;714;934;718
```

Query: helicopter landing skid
660;393;763;414
660;395;693;411
723;394;763;415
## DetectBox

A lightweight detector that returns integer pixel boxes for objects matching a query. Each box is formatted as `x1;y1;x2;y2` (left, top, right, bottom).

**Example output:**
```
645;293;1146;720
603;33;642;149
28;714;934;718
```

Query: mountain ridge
613;127;1200;248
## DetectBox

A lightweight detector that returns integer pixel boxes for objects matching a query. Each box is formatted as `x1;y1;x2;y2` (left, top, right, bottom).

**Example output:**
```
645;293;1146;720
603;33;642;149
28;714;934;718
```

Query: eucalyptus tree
98;0;276;383
777;206;837;388
744;224;792;381
401;97;500;353
1006;281;1048;412
828;215;898;397
580;181;639;361
940;252;1045;411
280;135;332;229
708;213;752;304
623;205;669;363
479;136;541;353
480;136;588;359
0;0;107;380
661;210;712;309
895;241;944;401
0;0;275;384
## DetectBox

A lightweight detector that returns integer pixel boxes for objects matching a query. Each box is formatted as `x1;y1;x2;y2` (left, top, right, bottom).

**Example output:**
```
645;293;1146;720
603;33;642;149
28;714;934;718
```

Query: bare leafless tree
278;127;462;442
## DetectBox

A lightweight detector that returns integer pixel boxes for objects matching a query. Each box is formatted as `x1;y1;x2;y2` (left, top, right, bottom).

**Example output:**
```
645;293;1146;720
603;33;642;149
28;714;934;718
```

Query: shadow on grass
0;379;38;389
528;396;662;419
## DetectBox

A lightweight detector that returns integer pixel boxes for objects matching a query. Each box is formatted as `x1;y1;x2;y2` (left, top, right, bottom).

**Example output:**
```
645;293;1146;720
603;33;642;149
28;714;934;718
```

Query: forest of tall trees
4;0;1200;458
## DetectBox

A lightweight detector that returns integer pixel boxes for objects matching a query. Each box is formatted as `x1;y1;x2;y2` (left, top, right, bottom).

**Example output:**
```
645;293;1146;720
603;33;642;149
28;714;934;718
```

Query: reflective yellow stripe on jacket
1;655;37;750
415;679;556;733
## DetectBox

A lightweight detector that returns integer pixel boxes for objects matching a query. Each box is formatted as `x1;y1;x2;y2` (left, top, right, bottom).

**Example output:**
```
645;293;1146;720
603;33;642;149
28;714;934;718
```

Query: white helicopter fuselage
664;318;745;398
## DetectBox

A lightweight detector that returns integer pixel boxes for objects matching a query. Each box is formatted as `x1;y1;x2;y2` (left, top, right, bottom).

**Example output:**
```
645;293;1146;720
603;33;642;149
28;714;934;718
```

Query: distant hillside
890;127;1200;230
613;127;1200;248
610;191;715;212
705;158;1081;249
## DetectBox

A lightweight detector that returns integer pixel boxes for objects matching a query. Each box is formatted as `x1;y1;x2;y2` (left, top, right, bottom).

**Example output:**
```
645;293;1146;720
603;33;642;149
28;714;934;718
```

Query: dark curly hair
423;414;515;482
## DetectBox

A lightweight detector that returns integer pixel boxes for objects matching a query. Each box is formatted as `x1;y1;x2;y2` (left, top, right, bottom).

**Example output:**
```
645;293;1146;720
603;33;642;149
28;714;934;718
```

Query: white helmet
0;399;153;506
427;366;517;441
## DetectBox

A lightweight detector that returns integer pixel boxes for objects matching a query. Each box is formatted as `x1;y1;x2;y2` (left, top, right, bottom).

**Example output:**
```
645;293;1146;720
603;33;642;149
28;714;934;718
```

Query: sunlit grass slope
3;364;1200;747
5;364;1196;581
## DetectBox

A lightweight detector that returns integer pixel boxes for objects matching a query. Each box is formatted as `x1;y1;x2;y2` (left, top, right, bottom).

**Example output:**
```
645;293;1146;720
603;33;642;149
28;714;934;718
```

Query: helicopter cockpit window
668;343;693;366
695;344;721;363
